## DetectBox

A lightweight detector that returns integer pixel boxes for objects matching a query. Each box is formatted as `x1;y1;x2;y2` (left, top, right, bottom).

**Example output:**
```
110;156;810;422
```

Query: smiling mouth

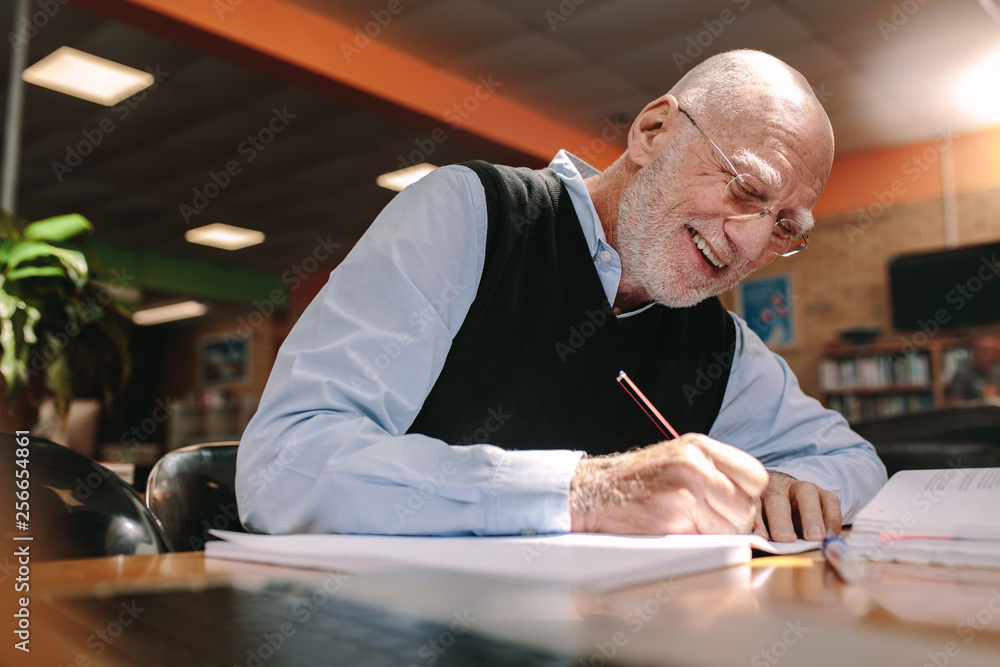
688;228;726;269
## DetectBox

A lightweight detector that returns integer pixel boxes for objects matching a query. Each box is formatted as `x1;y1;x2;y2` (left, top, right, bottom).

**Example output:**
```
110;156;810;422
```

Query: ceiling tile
547;0;757;60
368;0;527;65
448;32;588;90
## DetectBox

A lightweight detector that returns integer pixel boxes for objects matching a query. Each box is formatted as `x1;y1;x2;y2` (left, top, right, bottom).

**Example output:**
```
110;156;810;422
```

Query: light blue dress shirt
236;151;887;536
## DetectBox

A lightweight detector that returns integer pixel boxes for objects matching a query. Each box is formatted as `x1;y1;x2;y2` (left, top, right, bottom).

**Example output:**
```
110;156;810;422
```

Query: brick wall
719;186;1000;401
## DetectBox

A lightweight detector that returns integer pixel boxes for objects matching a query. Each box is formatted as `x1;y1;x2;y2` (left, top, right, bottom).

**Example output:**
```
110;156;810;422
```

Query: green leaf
0;311;29;403
5;241;89;286
6;265;67;281
5;240;65;272
42;331;72;417
23;214;92;242
47;246;89;285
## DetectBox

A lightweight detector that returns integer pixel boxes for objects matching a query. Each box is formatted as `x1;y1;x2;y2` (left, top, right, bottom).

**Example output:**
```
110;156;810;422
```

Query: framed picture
737;273;796;348
200;335;250;385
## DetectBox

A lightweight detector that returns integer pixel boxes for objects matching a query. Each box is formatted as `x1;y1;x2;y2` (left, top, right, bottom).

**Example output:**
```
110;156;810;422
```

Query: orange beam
73;0;602;167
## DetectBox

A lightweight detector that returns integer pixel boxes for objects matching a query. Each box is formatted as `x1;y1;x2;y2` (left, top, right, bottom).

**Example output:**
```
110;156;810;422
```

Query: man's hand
753;471;842;542
569;434;769;535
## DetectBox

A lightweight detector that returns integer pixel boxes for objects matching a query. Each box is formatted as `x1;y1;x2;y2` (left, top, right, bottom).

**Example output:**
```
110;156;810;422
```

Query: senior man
237;49;886;542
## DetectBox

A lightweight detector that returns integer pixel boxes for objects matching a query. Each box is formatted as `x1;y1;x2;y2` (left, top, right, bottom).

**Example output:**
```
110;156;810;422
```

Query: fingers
763;485;796;542
694;436;769;499
670;437;758;533
763;476;845;543
820;489;843;537
790;483;825;541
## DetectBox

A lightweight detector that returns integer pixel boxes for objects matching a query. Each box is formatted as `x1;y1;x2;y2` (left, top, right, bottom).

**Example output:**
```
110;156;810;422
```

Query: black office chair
145;441;247;551
0;432;170;560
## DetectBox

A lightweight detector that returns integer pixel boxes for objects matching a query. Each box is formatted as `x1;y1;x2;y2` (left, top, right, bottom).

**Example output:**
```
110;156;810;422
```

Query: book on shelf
820;352;930;392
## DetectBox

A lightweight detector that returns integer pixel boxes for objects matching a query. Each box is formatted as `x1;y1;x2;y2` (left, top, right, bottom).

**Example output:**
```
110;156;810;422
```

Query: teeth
689;229;725;269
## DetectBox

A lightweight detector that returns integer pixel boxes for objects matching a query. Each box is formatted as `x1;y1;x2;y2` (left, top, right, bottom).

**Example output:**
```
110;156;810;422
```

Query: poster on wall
200;335;250;385
738;274;796;348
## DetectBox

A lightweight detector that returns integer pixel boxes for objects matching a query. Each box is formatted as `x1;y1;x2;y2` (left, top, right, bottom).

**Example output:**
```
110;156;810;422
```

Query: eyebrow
729;148;816;231
730;148;782;190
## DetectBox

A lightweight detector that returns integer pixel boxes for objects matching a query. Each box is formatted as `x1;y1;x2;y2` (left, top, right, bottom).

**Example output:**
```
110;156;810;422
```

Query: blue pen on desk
822;536;867;584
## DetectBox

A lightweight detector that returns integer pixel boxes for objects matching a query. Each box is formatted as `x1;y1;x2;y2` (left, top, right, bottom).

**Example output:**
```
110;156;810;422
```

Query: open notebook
206;530;817;591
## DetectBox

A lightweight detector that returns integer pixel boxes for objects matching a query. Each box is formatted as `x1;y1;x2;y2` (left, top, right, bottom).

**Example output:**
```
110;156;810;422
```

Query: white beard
616;150;757;308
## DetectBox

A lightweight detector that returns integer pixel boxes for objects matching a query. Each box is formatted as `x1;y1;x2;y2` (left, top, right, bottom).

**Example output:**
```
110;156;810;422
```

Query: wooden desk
10;550;1000;666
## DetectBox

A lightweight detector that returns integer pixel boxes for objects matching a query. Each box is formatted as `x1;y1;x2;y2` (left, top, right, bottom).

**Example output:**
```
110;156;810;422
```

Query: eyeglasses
678;107;808;257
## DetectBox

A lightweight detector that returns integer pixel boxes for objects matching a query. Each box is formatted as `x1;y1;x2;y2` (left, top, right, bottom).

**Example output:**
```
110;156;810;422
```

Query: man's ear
628;94;682;168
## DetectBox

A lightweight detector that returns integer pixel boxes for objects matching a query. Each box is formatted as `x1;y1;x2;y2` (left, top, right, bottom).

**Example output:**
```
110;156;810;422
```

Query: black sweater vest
406;161;735;455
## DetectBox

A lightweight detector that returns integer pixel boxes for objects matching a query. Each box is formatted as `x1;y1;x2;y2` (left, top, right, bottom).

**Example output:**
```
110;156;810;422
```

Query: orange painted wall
815;125;1000;218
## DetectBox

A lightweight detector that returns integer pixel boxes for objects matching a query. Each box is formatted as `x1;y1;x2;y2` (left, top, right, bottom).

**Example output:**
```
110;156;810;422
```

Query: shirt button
599;250;612;263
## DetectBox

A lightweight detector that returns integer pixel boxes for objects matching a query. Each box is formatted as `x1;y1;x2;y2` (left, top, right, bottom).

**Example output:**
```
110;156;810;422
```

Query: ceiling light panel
22;46;154;106
185;223;266;251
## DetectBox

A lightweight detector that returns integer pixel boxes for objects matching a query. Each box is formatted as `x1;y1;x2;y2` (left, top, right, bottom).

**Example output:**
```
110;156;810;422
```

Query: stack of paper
206;530;817;591
846;468;1000;568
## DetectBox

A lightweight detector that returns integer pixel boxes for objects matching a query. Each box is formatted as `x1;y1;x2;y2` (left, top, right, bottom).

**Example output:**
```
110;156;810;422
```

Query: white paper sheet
205;530;818;591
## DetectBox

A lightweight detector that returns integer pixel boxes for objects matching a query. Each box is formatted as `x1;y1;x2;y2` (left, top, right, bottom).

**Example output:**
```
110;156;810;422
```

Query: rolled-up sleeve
708;313;888;522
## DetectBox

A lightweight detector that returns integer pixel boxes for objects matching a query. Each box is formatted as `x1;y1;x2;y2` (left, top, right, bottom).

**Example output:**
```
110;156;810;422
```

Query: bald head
669;50;834;182
671;50;828;129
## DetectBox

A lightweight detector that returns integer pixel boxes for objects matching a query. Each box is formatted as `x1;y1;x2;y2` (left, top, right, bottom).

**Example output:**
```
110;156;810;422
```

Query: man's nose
724;214;774;262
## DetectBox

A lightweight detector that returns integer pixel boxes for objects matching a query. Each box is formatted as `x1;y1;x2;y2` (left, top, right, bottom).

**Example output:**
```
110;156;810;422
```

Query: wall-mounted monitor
888;242;1000;331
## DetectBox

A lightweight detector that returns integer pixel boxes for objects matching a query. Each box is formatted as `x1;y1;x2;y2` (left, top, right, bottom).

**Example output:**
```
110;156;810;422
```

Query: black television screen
888;242;1000;331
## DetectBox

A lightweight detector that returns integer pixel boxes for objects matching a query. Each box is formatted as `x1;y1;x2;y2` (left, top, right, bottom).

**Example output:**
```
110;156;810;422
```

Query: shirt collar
547;150;608;256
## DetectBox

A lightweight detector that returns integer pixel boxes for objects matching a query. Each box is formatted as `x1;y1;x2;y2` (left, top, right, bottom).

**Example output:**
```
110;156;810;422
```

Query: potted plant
0;210;133;428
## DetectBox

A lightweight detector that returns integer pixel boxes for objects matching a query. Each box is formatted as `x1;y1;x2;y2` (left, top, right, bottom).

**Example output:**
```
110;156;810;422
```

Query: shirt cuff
483;449;585;535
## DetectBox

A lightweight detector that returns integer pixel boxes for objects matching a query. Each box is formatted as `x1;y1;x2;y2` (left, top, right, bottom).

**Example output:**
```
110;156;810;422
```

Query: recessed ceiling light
133;301;208;326
185;223;266;251
957;48;1000;124
22;46;154;106
376;163;438;192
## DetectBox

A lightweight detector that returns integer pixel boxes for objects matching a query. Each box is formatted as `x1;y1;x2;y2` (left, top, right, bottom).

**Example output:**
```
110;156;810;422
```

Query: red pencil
616;370;681;440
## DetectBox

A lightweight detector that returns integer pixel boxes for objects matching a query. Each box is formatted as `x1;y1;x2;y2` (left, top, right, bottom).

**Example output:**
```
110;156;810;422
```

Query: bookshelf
819;337;972;423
